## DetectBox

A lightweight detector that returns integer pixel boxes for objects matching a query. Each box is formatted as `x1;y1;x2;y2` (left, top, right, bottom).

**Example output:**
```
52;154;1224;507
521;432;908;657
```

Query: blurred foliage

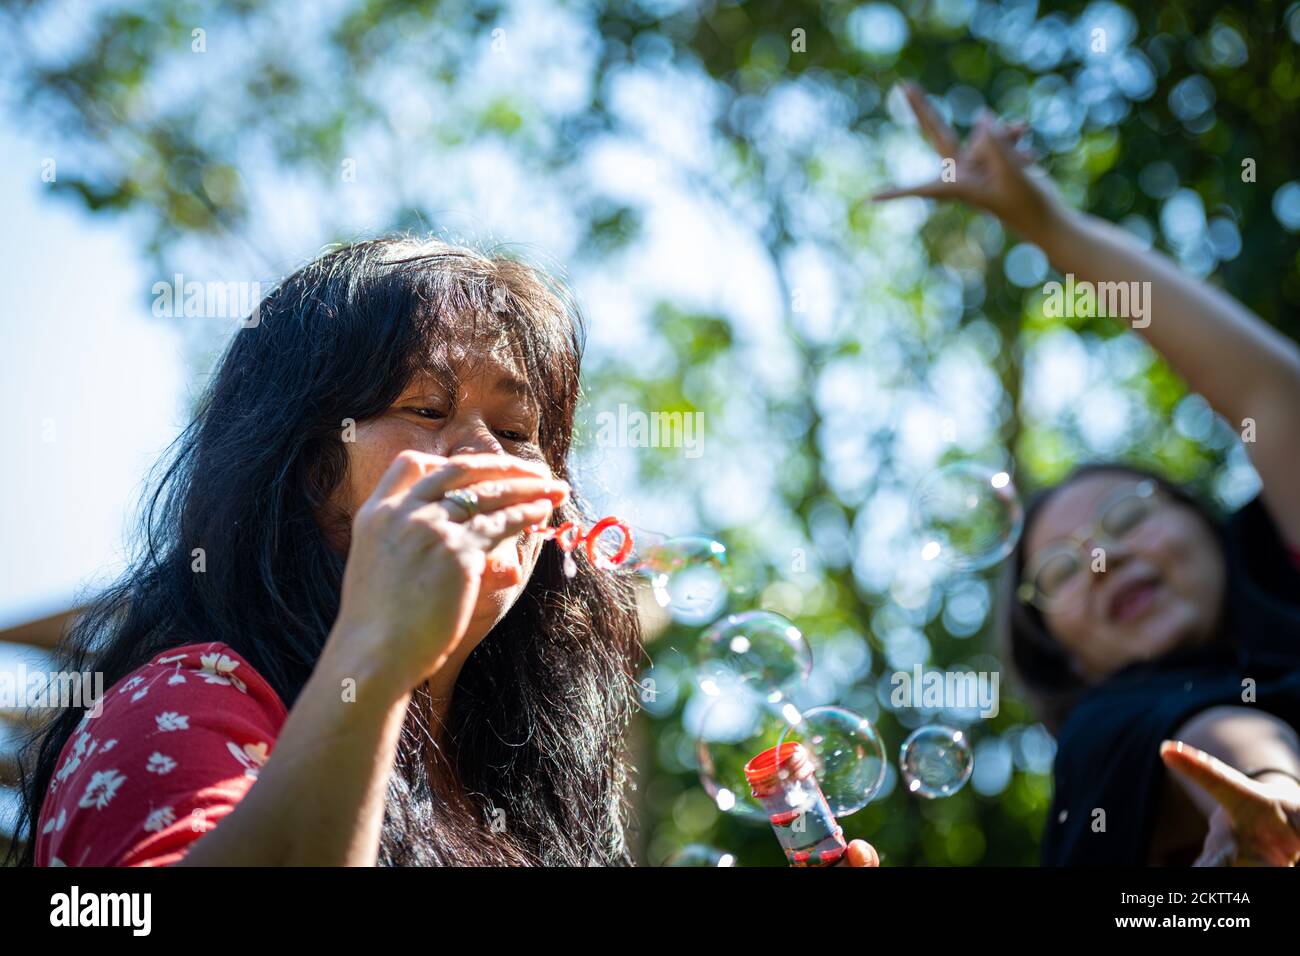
6;0;1300;866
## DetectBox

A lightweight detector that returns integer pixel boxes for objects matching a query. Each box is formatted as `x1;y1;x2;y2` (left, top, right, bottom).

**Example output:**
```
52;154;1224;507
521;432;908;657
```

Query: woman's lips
1108;578;1160;624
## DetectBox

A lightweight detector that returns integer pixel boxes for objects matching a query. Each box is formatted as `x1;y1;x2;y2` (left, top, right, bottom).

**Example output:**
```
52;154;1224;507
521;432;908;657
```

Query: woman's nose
1084;533;1133;580
444;420;505;457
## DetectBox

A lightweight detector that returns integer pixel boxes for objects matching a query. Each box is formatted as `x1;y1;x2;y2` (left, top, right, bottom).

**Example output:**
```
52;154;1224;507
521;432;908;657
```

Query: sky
0;77;193;825
0;92;188;631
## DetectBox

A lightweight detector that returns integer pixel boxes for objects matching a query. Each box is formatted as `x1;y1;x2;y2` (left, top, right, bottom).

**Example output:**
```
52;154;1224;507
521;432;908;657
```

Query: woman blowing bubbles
10;239;877;867
879;85;1300;866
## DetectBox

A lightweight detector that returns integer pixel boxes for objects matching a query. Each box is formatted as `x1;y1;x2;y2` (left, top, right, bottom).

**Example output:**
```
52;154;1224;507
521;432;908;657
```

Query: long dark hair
999;462;1222;732
8;237;643;866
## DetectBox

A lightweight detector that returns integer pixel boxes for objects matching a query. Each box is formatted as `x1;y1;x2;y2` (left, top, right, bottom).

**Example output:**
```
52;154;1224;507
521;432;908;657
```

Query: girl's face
332;344;552;641
1023;473;1225;681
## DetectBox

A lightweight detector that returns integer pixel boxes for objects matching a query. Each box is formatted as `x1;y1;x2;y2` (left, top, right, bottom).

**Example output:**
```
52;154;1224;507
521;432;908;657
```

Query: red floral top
34;642;287;867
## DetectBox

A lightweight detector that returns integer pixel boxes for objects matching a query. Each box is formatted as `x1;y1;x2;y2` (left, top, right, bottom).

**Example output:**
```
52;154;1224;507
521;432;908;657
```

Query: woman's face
1024;473;1225;681
331;342;552;643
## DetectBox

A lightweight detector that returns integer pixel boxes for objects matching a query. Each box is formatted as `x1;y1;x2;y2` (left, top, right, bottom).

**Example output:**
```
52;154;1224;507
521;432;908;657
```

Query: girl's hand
834;839;881;867
329;450;570;696
1161;740;1300;867
873;82;1067;242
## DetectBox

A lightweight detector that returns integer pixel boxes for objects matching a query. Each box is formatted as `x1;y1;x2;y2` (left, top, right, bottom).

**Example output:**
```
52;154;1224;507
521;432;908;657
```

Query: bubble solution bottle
743;741;847;867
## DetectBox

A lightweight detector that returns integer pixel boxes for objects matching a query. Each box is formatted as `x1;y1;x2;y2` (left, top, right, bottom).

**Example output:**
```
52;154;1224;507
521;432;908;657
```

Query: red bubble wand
527;516;635;577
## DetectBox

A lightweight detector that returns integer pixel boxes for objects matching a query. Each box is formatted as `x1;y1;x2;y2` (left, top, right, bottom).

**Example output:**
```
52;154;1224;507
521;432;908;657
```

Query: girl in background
878;84;1300;866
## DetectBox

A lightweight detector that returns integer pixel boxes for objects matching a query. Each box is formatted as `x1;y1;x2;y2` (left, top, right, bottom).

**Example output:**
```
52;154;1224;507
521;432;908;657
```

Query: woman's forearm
176;631;411;866
1028;205;1300;539
1031;206;1300;430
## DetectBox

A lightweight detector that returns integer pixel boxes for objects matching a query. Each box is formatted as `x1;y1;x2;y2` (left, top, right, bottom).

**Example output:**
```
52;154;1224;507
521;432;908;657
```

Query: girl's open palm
874;82;1063;239
1161;740;1300;867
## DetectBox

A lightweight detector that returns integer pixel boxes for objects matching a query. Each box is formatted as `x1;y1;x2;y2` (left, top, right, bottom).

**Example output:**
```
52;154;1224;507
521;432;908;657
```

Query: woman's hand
873;82;1067;243
1161;740;1300;867
835;839;881;867
329;449;569;697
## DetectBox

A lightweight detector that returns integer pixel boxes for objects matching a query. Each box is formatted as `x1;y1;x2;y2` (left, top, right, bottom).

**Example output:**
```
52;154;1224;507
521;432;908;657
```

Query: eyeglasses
1018;479;1162;612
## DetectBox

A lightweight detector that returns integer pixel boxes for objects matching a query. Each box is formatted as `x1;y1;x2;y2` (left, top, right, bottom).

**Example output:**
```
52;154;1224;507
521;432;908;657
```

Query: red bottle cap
744;741;815;798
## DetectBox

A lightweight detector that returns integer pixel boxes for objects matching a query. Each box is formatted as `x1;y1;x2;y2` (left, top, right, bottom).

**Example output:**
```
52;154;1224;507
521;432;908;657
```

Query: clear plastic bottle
744;741;847;867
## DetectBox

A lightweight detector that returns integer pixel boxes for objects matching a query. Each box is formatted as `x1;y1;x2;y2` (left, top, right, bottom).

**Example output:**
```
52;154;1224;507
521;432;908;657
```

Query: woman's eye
1037;552;1080;595
410;407;447;421
1103;499;1154;537
497;428;534;444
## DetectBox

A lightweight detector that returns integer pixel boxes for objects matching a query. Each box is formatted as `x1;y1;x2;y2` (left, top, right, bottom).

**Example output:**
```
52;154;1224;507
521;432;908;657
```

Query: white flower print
42;809;66;835
167;668;187;686
155;711;189;732
198;652;247;694
130;687;149;703
50;857;66;867
101;739;118;753
78;769;126;809
146;752;177;775
143;806;176;833
118;675;146;695
55;732;100;785
156;653;187;665
227;741;270;779
54;752;82;786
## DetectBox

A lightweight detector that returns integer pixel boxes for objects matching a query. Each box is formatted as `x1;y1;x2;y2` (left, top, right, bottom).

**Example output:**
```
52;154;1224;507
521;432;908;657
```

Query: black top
1041;496;1300;865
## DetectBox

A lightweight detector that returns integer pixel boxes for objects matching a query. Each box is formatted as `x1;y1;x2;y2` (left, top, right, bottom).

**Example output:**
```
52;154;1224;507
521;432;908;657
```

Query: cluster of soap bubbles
640;460;1021;861
637;559;971;814
662;722;972;863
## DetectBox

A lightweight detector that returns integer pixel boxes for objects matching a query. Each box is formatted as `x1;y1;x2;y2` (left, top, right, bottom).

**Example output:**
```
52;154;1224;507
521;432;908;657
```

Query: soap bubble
775;706;887;817
664;844;736;867
695;610;812;698
911;463;1024;571
899;724;974;798
695;696;801;821
635;535;730;625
